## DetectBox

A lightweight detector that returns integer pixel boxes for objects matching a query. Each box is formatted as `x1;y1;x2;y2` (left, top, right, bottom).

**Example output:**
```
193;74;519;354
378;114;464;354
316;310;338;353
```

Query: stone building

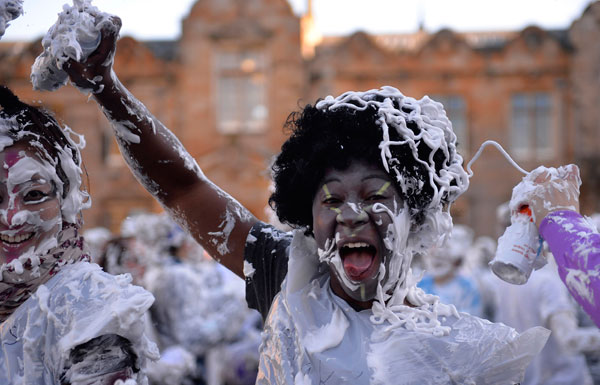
0;0;598;237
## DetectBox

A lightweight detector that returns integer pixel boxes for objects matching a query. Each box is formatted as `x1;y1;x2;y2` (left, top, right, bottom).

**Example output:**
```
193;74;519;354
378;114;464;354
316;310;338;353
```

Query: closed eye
366;194;387;202
323;197;342;205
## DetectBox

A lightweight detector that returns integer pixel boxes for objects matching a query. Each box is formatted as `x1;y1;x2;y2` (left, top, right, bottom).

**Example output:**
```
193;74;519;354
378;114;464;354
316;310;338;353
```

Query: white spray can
490;206;544;285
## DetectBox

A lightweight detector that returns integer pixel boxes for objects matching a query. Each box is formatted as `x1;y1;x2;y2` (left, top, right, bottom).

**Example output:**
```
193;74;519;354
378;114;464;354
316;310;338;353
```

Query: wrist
93;70;118;99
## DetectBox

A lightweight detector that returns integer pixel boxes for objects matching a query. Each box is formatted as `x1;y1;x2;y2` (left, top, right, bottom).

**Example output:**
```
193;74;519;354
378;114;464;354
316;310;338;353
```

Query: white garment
484;264;592;385
147;259;251;356
257;231;550;385
0;262;159;384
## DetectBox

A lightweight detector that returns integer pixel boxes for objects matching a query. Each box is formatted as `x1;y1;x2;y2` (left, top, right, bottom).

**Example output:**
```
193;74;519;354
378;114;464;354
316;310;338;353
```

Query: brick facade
0;0;598;237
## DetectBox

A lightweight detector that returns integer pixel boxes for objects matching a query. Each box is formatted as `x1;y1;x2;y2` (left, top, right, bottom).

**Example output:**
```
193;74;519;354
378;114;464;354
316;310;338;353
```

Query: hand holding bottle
514;164;581;228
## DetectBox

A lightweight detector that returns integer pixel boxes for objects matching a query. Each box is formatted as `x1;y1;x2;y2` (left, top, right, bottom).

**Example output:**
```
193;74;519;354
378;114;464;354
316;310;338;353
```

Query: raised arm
64;19;257;277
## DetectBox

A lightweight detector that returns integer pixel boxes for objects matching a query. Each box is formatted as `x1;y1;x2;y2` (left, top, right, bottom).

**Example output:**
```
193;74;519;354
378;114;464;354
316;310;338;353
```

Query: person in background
113;213;261;385
99;230;197;385
418;224;483;317
0;85;158;384
81;226;111;263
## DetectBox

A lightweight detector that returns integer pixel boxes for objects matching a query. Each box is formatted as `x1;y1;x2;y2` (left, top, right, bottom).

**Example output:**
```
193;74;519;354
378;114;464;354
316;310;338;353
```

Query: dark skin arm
64;18;257;278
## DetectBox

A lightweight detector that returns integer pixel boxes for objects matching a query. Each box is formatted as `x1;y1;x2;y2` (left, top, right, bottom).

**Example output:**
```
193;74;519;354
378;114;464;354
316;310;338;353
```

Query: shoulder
247;222;293;247
244;222;293;270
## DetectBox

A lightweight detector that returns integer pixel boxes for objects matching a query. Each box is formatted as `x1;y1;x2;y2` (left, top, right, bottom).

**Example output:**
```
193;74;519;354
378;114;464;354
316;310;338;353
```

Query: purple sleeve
539;210;600;327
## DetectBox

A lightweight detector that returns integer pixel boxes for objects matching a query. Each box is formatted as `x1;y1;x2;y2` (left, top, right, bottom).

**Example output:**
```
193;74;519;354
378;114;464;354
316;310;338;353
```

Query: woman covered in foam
0;86;158;384
58;7;550;384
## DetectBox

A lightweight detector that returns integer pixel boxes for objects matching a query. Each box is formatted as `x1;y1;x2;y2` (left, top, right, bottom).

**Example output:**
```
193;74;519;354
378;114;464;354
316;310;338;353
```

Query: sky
2;0;593;42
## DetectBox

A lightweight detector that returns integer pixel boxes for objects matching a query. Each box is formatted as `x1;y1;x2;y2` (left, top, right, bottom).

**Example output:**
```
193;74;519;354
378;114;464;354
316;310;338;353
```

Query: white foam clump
207;207;237;256
31;0;115;91
565;268;598;305
301;305;349;354
243;260;255;278
372;204;458;336
0;0;23;38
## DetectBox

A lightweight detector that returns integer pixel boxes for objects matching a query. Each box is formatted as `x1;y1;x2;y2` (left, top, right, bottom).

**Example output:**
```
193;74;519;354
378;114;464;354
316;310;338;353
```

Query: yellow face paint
323;184;342;213
376;181;391;196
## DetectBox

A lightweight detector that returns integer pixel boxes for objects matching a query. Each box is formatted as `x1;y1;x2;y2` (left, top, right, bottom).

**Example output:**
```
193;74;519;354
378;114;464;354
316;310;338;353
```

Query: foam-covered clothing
245;222;549;385
0;223;90;322
418;274;483;317
484;262;592;385
0;262;159;384
540;210;600;328
147;259;253;358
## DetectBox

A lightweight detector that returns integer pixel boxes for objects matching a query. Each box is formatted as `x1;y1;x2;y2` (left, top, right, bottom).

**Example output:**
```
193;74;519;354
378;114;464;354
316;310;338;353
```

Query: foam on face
0;0;23;38
314;87;467;336
0;116;90;278
31;0;116;91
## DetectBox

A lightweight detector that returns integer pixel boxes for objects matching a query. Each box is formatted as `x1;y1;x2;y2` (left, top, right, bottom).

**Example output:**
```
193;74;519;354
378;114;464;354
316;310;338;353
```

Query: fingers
564;164;580;184
87;16;121;62
532;170;550;184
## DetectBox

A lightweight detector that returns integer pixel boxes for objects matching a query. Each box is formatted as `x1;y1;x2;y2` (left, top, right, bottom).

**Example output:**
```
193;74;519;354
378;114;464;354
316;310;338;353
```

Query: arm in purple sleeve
540;210;600;327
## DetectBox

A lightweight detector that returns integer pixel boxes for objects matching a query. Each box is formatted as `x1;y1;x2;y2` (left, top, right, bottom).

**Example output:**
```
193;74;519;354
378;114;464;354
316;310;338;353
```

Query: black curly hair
269;102;451;231
0;85;80;199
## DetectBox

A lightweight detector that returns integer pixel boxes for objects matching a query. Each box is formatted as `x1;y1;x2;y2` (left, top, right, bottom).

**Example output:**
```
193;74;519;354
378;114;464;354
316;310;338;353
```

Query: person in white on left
0;85;158;385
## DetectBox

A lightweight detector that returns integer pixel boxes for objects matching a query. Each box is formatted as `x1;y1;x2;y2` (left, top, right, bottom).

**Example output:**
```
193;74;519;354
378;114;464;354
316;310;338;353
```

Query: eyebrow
320;174;390;186
362;174;389;182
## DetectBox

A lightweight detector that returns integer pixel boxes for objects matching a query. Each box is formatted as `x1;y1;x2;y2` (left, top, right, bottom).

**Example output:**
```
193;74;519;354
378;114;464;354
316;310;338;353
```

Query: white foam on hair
316;86;469;213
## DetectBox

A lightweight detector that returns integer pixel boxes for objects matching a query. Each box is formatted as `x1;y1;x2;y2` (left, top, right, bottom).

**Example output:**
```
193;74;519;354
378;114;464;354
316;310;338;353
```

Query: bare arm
64;18;257;277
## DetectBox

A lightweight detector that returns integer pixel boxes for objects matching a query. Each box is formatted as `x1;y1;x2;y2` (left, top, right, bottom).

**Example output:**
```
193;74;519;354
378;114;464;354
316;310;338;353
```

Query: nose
335;202;368;228
2;199;24;227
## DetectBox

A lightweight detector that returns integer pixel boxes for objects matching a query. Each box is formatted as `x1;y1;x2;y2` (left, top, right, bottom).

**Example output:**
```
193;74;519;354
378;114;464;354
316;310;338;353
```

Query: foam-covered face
312;161;409;307
0;143;62;264
423;251;459;279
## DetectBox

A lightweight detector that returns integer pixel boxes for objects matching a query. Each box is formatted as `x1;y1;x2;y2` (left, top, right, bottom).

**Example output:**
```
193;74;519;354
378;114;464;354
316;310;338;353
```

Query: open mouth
339;241;377;281
0;232;34;245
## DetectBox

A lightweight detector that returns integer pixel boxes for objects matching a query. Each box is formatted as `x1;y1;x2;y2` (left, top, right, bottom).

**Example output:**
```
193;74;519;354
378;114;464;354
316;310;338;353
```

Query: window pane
217;76;241;134
511;94;530;153
534;93;551;152
215;49;268;134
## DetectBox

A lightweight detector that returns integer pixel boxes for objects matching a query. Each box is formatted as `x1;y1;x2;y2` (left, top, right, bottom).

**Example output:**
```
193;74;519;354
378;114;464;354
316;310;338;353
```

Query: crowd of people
1;1;600;384
87;213;263;385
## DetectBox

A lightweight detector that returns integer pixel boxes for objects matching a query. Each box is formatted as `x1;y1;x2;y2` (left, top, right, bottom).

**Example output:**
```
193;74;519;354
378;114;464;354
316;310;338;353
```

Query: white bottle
489;206;544;285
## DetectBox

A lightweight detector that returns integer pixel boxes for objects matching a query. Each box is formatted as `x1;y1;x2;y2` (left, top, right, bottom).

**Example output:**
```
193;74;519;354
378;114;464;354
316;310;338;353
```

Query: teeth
344;242;370;249
0;233;34;244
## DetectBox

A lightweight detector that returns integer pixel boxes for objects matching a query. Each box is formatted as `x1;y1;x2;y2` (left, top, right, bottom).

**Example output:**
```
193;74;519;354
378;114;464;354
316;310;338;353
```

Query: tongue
343;250;374;278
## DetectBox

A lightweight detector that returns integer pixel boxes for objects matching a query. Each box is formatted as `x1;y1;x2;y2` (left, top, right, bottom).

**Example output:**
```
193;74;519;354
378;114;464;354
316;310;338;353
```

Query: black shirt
244;222;292;321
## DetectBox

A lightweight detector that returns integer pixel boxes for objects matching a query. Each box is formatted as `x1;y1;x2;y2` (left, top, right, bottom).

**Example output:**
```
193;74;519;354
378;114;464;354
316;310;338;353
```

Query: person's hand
511;164;581;228
63;16;122;94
